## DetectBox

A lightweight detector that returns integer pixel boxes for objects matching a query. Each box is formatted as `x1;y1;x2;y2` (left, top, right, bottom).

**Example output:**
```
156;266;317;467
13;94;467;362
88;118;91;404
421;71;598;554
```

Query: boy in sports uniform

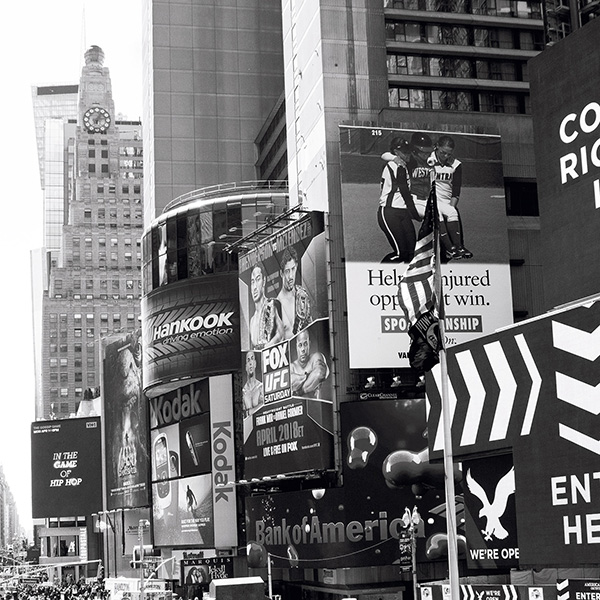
427;135;472;259
378;137;420;263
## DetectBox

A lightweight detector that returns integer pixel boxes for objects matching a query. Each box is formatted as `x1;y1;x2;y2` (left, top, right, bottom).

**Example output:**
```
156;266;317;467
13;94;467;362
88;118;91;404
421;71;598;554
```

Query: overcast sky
0;0;143;537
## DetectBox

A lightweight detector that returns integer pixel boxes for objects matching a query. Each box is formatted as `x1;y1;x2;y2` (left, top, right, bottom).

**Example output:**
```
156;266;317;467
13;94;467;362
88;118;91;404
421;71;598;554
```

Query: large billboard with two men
238;212;334;479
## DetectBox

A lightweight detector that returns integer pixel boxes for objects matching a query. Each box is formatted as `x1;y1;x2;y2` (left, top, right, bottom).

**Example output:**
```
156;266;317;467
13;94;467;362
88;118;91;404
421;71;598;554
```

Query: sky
0;0;143;537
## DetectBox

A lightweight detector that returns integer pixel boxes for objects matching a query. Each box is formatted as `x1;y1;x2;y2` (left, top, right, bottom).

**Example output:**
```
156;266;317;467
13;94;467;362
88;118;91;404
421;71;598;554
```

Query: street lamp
138;519;150;600
402;506;422;600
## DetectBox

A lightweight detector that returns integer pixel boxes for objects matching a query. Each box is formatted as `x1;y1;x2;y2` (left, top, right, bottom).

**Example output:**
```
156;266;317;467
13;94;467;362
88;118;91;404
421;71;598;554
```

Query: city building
31;45;144;422
30;45;144;581
137;0;558;598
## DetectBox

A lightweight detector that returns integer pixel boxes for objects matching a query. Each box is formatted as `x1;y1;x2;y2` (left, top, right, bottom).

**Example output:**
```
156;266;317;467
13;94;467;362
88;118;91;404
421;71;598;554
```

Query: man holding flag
397;185;444;385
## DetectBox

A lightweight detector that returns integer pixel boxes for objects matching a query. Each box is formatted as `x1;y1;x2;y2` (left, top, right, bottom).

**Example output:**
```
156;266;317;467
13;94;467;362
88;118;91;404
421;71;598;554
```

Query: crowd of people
2;578;108;600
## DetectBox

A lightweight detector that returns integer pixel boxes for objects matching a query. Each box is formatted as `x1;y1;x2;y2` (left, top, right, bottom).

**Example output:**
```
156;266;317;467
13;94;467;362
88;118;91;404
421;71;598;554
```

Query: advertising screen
152;473;214;547
102;331;150;510
238;212;334;479
529;18;600;308
339;125;513;368
150;375;237;549
31;418;102;518
142;274;240;395
463;454;518;569
426;295;600;566
245;398;457;568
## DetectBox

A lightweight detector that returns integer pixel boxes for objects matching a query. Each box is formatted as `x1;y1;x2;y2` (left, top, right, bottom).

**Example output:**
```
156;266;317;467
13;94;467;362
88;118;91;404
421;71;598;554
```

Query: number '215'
371;129;382;136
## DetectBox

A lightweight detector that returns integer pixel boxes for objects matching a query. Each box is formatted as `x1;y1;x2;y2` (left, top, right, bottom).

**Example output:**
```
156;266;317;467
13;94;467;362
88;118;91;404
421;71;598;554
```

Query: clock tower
79;45;115;134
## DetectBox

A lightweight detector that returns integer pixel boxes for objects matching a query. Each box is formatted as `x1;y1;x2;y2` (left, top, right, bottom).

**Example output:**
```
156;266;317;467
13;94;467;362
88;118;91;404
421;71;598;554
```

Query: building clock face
83;107;111;133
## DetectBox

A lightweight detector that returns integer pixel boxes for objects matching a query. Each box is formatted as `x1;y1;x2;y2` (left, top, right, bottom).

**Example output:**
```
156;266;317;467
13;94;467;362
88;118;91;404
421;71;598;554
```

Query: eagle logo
466;466;515;541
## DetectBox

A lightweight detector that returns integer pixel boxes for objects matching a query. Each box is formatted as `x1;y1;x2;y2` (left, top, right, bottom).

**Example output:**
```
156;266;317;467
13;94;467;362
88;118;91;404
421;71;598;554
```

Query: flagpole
433;180;459;599
438;320;460;599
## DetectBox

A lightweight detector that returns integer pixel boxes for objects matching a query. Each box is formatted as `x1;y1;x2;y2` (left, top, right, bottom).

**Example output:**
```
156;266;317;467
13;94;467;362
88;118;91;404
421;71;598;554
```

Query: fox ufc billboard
31;418;102;518
530;18;600;309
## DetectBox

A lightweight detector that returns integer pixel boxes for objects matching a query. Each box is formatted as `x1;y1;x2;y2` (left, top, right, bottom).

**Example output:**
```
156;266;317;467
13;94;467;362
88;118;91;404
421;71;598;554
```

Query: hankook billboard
31;418;102;518
339;125;512;368
238;212;334;479
141;274;240;396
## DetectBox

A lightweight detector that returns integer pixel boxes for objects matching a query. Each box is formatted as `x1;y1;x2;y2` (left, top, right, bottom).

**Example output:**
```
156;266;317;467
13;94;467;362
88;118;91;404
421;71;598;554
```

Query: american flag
397;185;443;325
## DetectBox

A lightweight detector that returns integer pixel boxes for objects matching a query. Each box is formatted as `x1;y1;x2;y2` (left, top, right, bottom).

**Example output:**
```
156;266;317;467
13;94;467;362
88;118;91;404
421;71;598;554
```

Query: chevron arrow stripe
456;350;486;447
552;321;600;360
557;373;600;414
502;584;517;600
559;424;600;455
431;364;458;453
516;333;541;436
556;579;569;600
460;584;474;600
485;341;517;441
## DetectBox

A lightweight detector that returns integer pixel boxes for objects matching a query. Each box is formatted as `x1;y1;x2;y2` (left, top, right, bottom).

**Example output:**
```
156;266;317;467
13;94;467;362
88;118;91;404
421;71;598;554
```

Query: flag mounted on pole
397;185;444;380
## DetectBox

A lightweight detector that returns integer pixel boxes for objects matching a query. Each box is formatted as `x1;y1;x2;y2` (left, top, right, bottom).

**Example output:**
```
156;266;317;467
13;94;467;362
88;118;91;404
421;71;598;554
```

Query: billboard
245;398;461;568
238;212;334;478
102;331;150;510
426;294;600;566
142;274;240;395
150;375;237;549
181;556;234;599
463;454;518;569
31;417;102;518
529;18;600;309
339;125;513;368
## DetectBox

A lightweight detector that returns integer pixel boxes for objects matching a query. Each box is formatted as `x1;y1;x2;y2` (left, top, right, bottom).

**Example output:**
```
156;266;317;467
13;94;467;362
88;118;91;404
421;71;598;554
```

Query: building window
89;164;96;173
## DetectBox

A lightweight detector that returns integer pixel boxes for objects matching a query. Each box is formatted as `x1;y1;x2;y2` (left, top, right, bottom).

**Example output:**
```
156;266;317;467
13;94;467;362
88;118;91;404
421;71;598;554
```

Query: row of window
54;293;141;300
384;0;542;19
81;182;142;196
73;237;141;248
387;54;527;81
49;387;94;399
83;208;143;219
54;279;140;291
388;86;529;113
386;23;544;51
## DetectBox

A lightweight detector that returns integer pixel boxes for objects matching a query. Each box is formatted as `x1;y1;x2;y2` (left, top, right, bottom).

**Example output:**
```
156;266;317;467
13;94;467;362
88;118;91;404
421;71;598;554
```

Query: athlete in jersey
242;351;264;417
378;138;419;263
276;246;312;339
427;135;472;259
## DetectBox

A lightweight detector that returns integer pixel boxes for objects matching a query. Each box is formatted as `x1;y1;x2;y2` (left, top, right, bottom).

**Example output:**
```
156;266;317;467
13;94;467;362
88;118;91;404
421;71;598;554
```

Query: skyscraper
32;46;143;421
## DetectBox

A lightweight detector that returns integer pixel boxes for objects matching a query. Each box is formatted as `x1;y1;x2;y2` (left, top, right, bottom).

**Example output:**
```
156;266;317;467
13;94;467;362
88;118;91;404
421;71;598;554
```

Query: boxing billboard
31;417;102;518
238;212;334;479
102;331;150;510
529;18;600;309
339;125;513;368
245;398;459;568
141;274;240;396
150;375;237;549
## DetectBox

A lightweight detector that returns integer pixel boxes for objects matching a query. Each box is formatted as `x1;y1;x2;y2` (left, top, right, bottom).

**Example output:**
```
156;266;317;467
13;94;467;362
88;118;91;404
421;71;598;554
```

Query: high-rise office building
139;1;600;594
32;46;144;421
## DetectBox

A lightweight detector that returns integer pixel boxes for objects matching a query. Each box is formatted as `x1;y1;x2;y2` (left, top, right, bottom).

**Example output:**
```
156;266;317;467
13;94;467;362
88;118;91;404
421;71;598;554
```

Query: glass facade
142;188;288;295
